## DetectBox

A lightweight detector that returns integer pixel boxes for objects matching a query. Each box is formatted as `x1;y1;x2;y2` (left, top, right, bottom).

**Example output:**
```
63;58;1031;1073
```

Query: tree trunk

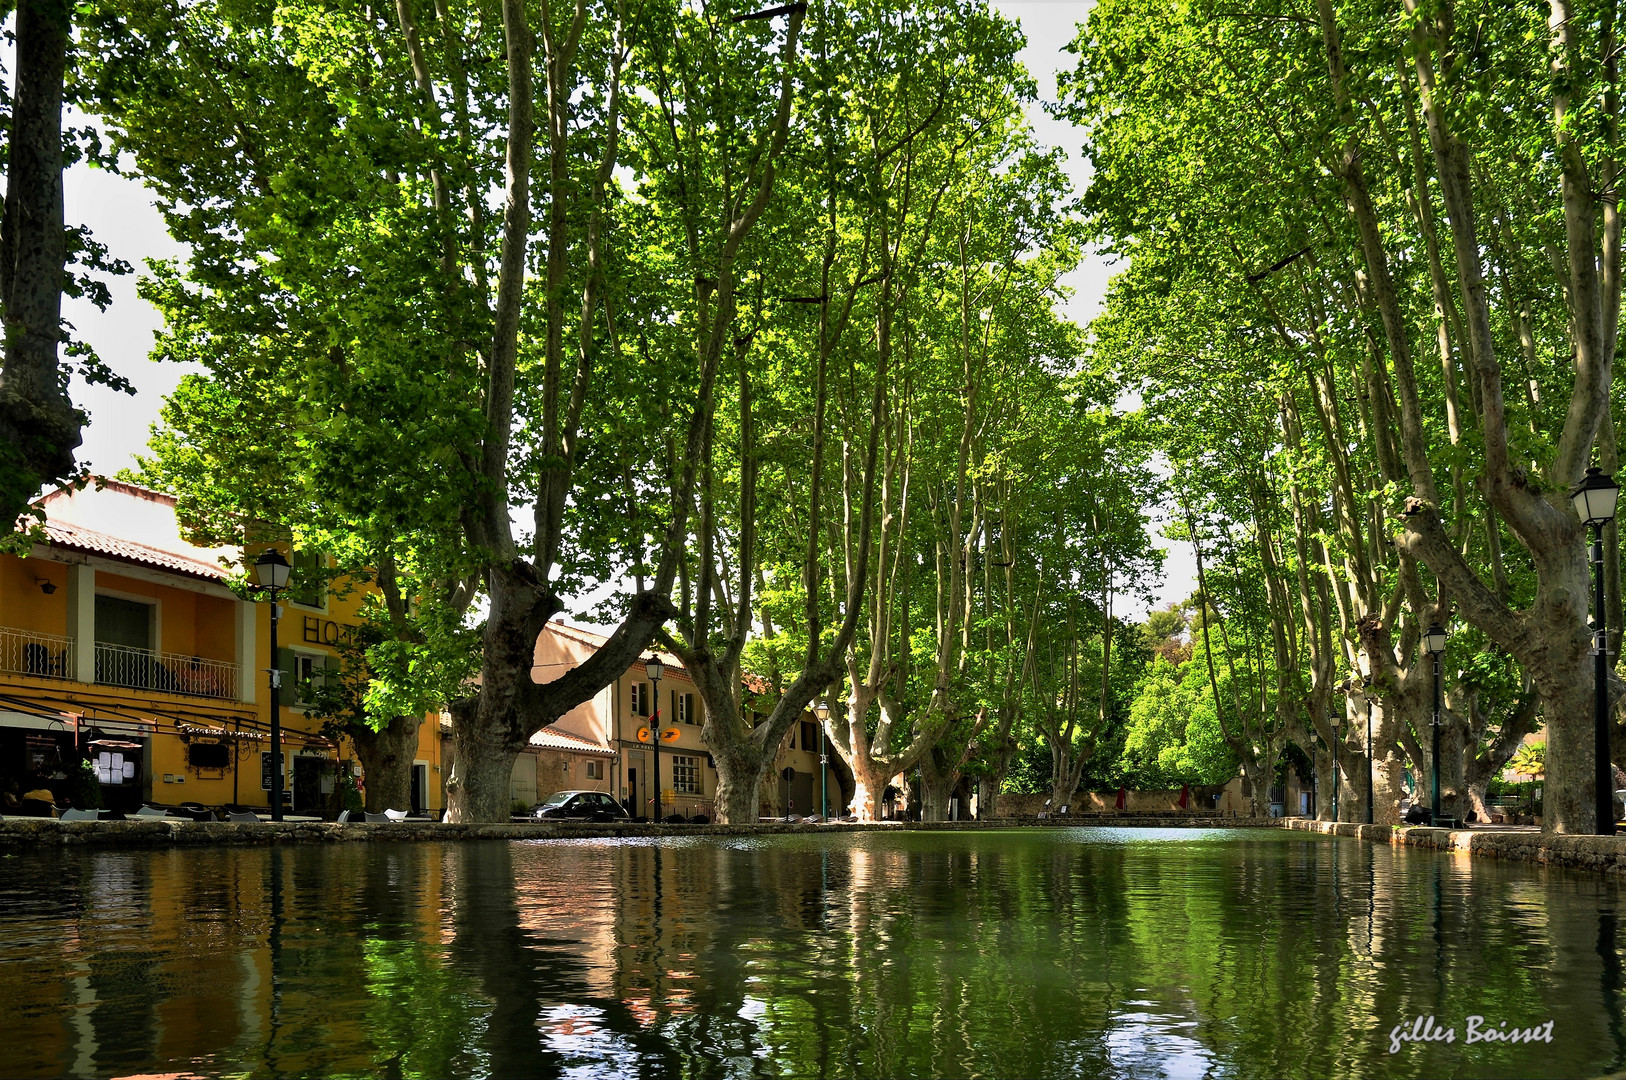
1534;650;1600;834
977;773;1000;819
711;742;761;825
919;746;954;822
1314;747;1334;820
350;715;419;814
0;0;77;521
846;750;891;823
445;692;525;823
1241;759;1271;817
1437;713;1470;822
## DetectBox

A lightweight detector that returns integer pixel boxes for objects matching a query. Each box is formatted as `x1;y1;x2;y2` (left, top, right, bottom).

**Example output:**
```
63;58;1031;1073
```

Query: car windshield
539;792;574;809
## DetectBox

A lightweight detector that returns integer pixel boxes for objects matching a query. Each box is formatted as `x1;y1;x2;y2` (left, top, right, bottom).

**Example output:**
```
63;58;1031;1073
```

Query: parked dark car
530;790;628;822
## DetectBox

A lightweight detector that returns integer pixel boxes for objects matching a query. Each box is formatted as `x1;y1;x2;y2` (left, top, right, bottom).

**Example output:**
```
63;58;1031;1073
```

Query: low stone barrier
1278;817;1626;875
0;815;1277;848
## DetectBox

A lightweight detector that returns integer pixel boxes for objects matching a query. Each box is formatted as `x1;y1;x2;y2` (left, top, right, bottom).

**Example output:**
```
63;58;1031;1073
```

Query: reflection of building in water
13;834;1626;1078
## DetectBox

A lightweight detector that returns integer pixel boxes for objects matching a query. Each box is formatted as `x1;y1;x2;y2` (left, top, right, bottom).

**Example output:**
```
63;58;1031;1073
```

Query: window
802;721;817;752
631;682;650;717
677;692;698;725
288;547;326;609
95;595;153;651
672;755;700;795
585;759;604;780
187;741;231;770
278;649;331;707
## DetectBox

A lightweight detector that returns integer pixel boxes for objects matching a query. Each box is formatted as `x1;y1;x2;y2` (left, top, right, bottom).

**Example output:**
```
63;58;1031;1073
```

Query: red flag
1115;786;1127;810
1177;784;1190;810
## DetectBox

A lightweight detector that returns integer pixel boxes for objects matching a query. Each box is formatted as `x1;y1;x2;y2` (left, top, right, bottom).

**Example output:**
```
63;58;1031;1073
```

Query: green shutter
275;647;296;693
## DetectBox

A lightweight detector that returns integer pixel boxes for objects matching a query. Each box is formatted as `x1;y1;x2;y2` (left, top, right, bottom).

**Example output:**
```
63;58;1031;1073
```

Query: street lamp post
1572;466;1621;835
1329;711;1342;823
814;698;830;820
1363;675;1375;826
645;655;663;825
1424;622;1449;826
253;549;292;822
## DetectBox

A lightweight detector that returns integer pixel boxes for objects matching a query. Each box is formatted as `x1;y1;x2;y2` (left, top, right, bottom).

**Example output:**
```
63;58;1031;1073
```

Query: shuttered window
289;548;326;609
95;595;153;651
277;649;330;707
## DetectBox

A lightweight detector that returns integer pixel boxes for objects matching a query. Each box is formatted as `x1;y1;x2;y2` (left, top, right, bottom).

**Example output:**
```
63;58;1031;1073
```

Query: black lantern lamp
1424;623;1448;826
814;698;831;820
644;654;664;829
253;549;293;822
1572;467;1619;834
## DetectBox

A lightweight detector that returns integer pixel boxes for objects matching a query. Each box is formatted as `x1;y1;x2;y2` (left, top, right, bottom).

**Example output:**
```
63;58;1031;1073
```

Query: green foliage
64;758;103;810
336;769;364;813
1509;742;1546;780
1120;656;1239;787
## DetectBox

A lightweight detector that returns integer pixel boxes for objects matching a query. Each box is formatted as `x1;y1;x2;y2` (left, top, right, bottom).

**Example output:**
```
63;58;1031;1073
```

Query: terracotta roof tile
542;622;687;672
43;521;230;582
528;726;616;756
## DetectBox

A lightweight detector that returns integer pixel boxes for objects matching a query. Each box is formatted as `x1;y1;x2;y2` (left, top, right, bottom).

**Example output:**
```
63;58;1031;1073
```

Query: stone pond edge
1280;817;1626;875
0;815;1273;847
10;816;1624;878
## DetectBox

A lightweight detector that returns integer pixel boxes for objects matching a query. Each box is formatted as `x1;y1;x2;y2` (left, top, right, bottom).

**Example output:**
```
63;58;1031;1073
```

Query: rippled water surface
1;828;1622;1078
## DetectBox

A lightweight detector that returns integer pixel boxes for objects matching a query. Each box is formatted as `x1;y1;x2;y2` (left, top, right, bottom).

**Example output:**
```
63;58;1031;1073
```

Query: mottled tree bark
0;0;78;521
350;715;420;814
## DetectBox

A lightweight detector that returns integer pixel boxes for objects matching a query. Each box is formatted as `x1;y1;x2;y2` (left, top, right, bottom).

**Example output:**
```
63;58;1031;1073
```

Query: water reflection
0;830;1623;1078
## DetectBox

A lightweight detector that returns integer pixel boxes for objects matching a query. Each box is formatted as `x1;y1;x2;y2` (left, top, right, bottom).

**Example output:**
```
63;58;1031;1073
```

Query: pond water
0;828;1620;1079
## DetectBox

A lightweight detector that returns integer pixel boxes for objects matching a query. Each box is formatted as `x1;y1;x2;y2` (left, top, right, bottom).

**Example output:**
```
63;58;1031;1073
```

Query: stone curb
1278;817;1626;875
0;815;1278;848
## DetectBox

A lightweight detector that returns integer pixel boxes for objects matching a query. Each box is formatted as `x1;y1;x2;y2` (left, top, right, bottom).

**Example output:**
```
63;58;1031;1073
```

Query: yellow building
0;480;443;817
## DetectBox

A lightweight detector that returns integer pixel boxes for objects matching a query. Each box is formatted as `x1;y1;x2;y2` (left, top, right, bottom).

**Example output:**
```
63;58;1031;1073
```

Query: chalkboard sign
260;751;281;791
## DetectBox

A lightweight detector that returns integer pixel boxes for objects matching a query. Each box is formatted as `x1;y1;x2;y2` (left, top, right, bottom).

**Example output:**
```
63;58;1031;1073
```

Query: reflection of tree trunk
447;843;553;1077
349;715;418;813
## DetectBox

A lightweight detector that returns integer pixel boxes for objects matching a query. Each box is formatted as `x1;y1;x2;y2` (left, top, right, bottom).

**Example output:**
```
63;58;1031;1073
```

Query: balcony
0;627;76;681
95;642;240;701
0;626;240;701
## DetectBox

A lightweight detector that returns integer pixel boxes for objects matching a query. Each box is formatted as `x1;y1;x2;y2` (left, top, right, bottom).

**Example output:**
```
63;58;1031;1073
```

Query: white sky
55;0;1197;621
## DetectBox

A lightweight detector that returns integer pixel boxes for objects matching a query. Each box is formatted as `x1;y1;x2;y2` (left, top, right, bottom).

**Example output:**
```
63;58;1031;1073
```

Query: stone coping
0;815;1277;848
8;814;1626;877
1279;817;1626;875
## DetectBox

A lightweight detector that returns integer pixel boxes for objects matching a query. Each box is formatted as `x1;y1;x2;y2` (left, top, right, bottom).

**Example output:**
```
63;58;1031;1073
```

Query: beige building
522;622;834;819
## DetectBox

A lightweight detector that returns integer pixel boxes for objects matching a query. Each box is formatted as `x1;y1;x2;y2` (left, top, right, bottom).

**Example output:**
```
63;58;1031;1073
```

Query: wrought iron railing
94;641;239;700
0;626;76;681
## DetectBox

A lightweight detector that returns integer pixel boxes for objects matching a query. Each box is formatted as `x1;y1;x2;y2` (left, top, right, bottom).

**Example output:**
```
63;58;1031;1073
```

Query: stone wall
0;816;1276;848
1279;818;1626;876
998;787;1231;818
